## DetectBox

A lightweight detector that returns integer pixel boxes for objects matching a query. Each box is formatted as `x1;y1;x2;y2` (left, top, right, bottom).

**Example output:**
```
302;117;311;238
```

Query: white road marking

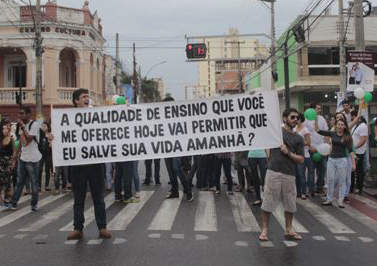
273;203;308;233
148;233;161;239
0;194;65;229
196;234;209;240
260;241;274;248
297;200;355;234
19;200;73;231
194;192;217;232
107;191;154;231
0;195;31;212
65;240;78;245
235;241;249;247
339;204;377;234
172;234;184;239
113;238;127;245
335;236;350;241
227;193;261;232
283;241;298;247
13;234;28;239
59;194;114;232
148;193;183;231
312;236;326;241
88;239;103;245
358;237;374;243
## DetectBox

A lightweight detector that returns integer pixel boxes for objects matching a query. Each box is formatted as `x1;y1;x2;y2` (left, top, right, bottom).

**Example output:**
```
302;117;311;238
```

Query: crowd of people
0;88;374;242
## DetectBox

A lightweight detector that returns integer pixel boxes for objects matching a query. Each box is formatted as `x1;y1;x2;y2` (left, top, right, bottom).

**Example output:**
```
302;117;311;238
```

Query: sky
48;0;331;99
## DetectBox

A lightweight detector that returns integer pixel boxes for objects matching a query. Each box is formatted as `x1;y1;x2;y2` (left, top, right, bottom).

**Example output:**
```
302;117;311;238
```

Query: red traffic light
186;43;207;59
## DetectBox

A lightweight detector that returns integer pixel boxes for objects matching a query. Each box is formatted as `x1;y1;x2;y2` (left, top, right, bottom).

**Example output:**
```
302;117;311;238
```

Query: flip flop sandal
284;233;302;241
259;233;269;242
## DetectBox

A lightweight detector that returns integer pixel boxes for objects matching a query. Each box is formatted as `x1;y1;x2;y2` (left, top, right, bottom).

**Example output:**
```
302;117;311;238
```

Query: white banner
51;91;283;167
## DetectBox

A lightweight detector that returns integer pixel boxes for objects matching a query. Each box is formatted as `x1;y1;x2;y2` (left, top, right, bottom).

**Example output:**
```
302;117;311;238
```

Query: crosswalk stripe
18;199;73;231
0;195;31;212
272;203;309;233
297;200;355;234
59;193;114;232
339;204;377;234
194;192;217;232
227;193;261;232
148;193;183;231
0;194;65;229
107;191;154;230
351;194;377;212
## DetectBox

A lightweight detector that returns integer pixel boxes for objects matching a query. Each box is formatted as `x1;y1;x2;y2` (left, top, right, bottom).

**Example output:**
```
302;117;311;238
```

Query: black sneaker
166;193;179;199
187;192;194;202
31;205;38;212
142;179;151;186
343;197;351;204
155;181;161;186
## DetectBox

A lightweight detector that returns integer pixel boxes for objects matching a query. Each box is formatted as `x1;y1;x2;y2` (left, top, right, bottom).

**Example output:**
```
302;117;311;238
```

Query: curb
363;188;377;199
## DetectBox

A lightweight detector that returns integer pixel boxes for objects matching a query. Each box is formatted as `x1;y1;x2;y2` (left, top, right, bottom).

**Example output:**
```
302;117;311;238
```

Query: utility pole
354;0;365;51
35;0;43;121
115;33;121;95
261;0;276;89
270;0;276;90
339;0;347;92
132;43;138;104
284;41;290;109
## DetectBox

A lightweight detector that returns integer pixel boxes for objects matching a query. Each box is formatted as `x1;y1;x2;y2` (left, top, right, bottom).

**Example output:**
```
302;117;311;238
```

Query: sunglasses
289;115;298;120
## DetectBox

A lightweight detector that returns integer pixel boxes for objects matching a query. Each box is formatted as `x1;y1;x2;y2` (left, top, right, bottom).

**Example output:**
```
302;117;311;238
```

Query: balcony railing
0;88;34;104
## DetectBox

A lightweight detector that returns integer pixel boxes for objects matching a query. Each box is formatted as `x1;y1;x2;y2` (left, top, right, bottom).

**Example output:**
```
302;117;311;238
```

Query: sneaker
115;197;124;203
214;190;220;195
134;192;140;199
99;228;112;239
124;197;139;203
31;205;38;212
187;192;194;202
338;202;345;208
321;200;332;206
343;197;351;204
208;187;216;192
301;195;307;200
142;179;150;186
45;187;51;191
155;181;162;186
227;191;234;195
166;193;179;199
8;204;17;210
53;190;60;196
67;230;83;240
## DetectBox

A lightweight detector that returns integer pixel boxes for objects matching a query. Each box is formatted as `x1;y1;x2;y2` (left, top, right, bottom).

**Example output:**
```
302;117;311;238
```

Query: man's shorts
261;170;297;213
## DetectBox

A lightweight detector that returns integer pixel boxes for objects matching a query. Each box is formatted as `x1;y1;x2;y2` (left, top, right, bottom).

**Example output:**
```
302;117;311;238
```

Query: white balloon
112;95;119;103
317;143;331;156
354;87;365;100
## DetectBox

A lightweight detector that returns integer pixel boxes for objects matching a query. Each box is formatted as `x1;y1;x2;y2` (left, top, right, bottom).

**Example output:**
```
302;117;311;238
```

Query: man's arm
280;144;304;164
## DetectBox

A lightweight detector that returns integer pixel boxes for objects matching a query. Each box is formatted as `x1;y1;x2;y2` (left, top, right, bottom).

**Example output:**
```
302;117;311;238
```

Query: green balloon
312;152;322;162
304;108;317;121
116;96;126;105
364;92;373;103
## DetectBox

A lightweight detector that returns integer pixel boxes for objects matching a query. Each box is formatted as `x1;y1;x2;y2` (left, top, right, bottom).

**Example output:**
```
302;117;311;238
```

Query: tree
141;78;160;103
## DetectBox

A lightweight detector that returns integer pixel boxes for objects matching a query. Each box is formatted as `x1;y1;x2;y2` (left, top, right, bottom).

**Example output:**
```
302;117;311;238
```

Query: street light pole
145;60;168;77
35;0;43;121
339;0;347;93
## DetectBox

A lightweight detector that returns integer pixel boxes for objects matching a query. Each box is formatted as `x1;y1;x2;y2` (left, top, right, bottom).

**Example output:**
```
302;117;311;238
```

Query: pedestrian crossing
0;190;377;239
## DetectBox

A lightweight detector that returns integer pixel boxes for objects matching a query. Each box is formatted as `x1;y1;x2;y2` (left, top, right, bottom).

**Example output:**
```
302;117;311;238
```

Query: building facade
196;28;269;98
248;11;377;118
0;0;115;121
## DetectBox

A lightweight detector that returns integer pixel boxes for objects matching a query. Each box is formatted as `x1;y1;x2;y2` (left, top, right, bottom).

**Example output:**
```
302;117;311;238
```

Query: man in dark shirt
66;88;111;240
259;108;304;242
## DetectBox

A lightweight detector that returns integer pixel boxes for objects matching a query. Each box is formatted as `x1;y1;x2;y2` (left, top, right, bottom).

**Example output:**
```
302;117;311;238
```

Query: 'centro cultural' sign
19;27;96;40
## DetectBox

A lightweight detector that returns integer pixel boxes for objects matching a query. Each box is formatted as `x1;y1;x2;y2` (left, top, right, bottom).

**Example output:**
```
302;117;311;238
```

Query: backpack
27;121;45;153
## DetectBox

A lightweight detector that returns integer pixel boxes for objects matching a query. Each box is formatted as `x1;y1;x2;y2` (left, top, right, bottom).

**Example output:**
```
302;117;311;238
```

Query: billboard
347;51;375;92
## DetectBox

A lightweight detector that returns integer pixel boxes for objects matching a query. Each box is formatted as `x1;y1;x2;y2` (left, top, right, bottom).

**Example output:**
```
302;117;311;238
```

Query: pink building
0;0;116;121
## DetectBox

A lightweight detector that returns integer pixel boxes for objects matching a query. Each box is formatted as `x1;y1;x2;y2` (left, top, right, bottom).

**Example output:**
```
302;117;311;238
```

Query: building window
8;65;27;88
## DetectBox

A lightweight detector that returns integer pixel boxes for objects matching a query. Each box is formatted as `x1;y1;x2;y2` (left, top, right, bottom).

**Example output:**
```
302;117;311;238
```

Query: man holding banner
259;108;304;242
66;88;111;240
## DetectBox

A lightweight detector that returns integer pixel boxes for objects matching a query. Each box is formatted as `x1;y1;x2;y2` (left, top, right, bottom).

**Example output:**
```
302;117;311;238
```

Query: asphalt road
1;163;377;266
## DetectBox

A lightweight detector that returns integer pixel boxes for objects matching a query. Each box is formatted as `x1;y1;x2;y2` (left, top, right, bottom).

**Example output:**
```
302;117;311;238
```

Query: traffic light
186;43;207;59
